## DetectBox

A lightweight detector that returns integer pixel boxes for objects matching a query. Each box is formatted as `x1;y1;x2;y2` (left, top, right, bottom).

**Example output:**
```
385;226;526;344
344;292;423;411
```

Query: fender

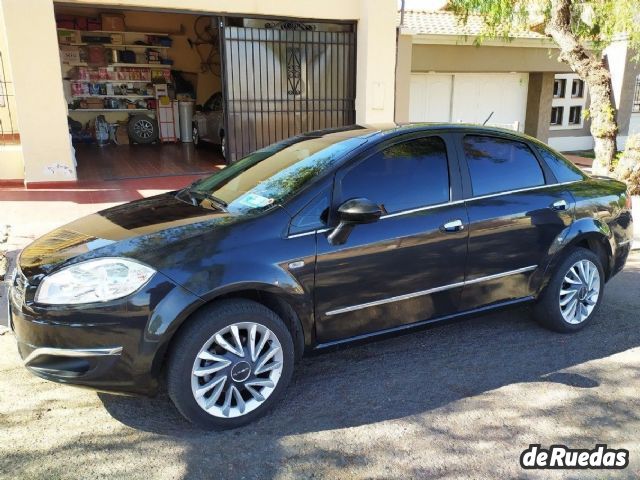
531;217;613;295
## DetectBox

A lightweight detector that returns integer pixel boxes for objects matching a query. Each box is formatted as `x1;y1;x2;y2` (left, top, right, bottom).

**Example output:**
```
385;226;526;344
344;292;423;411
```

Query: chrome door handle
551;199;568;211
441;219;465;233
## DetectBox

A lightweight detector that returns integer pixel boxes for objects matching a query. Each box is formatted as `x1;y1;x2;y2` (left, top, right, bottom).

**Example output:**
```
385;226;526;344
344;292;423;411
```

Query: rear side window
534;145;585;183
340;136;450;214
463;135;545;196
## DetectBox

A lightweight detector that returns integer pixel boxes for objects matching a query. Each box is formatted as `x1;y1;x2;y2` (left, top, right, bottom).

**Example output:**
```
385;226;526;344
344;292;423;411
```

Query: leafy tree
448;0;640;175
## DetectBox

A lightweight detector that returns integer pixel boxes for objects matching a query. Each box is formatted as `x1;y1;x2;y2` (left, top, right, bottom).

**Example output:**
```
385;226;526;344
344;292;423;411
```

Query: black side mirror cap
337;198;383;224
328;198;382;245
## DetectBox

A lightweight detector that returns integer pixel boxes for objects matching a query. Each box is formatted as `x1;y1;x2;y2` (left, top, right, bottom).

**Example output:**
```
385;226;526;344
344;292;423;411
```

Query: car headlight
35;258;156;305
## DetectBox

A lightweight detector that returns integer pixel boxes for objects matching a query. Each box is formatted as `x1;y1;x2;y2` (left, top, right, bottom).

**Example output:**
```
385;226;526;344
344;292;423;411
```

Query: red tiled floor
75;143;223;182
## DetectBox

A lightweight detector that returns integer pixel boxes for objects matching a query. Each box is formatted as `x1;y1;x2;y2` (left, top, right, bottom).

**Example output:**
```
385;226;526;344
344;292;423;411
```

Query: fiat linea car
9;124;633;430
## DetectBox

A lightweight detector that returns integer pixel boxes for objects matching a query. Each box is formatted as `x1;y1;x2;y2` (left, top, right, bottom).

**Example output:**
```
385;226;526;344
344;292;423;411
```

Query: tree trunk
545;0;618;176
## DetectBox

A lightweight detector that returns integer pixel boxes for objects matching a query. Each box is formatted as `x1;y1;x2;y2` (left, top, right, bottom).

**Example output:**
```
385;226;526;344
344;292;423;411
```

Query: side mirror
327;198;382;245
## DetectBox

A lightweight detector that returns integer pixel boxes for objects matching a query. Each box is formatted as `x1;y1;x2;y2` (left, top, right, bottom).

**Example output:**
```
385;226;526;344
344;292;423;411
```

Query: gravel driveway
1;252;639;479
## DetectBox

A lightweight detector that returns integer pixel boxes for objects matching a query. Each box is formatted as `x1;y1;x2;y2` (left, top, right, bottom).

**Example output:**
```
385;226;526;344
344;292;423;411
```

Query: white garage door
409;73;529;131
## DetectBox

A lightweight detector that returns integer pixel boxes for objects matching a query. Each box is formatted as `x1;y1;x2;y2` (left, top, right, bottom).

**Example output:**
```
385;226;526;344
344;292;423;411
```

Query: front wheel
533;247;605;332
166;299;294;429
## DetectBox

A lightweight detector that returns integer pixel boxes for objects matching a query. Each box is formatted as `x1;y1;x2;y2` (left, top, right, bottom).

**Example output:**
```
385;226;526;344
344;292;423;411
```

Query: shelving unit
67;62;171;69
71;94;154;99
69;43;170;49
68;108;152;112
70;79;151;83
58;28;171;36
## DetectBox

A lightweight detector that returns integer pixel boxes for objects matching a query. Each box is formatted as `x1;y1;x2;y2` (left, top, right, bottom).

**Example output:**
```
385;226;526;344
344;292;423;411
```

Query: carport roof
398;10;547;41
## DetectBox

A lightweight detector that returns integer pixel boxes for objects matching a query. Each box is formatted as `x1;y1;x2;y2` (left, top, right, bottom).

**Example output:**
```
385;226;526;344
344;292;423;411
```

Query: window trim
286;180;583;239
331;132;459;221
459;133;550;198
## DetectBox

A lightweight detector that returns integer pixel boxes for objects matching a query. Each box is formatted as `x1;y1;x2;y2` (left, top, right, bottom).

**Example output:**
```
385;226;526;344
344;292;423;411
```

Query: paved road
1;252;639;479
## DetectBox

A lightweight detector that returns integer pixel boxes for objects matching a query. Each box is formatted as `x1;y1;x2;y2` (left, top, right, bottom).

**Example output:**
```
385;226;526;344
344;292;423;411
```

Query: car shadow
98;255;640;445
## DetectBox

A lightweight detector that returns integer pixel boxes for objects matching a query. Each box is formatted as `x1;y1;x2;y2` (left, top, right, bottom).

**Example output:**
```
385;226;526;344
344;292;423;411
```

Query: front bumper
9;269;204;395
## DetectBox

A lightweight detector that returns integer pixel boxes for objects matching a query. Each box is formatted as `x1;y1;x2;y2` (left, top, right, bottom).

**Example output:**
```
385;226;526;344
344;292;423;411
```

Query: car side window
340;136;450;214
289;190;330;234
534;145;585;183
463;135;545;196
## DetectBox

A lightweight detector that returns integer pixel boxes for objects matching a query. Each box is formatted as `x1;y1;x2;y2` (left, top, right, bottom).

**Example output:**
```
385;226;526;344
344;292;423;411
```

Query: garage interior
55;5;225;182
54;4;357;182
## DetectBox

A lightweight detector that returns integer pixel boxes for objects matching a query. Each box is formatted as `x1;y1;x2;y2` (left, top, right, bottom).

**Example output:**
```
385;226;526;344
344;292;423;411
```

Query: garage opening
53;5;356;181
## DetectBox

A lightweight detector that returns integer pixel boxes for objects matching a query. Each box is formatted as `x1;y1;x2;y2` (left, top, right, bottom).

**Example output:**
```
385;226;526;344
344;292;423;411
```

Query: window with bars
551;106;564;126
568;106;582;125
571;79;584;98
553;79;566;98
633;75;640;113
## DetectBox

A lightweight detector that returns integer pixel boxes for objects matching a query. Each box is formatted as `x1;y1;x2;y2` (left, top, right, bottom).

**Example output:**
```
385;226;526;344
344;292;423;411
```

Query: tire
533;247;605;333
219;131;226;159
167;299;294;430
127;115;159;144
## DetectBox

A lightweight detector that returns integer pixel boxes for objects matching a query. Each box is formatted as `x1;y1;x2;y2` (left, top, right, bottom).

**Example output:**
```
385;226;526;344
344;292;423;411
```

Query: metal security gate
220;19;356;161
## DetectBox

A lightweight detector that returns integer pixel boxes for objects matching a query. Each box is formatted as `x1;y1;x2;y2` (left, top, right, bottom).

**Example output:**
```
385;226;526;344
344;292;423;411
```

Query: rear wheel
167;299;294;429
533;247;604;332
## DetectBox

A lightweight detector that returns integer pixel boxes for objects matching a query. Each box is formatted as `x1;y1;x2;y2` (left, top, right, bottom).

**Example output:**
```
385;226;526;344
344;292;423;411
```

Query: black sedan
9;124;633;429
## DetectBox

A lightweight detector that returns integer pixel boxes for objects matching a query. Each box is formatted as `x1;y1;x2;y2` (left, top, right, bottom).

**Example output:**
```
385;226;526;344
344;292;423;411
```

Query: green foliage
447;0;640;53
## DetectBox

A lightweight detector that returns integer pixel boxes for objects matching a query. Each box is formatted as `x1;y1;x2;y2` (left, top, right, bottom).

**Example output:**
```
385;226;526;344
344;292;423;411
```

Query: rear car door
313;133;469;343
457;133;576;310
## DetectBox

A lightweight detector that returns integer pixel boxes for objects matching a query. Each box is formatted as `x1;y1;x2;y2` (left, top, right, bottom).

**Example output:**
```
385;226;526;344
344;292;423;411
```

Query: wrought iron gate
220;19;356;161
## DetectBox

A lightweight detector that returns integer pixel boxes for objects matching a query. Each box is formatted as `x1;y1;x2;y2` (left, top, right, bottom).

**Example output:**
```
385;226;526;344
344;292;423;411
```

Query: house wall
397;41;570;142
606;41;640;148
0;0;397;184
410;44;571;73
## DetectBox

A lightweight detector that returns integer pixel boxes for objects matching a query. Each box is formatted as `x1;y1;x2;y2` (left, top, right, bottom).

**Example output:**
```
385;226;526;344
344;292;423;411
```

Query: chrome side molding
325;265;537;316
23;346;123;366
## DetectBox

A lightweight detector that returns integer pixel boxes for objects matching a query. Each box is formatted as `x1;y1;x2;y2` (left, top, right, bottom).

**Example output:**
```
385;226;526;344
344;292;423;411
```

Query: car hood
19;192;234;279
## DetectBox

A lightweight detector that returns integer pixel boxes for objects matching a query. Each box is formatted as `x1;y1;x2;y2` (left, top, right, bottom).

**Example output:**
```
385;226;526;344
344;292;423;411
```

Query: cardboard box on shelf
101;13;125;31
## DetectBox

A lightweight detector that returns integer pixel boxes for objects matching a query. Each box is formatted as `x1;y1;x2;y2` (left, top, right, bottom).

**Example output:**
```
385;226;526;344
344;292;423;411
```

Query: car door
313;133;469;343
456;133;575;310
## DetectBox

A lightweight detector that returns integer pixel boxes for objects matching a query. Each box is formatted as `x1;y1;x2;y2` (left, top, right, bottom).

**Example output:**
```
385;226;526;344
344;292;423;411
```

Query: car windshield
187;133;367;214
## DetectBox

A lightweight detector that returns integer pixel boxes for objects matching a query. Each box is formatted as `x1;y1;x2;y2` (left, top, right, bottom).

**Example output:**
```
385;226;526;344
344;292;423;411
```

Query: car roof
301;122;539;144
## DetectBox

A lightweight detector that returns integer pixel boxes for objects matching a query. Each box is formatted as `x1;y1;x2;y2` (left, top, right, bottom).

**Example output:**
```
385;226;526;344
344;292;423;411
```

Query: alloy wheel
191;322;284;418
133;119;154;139
559;259;600;324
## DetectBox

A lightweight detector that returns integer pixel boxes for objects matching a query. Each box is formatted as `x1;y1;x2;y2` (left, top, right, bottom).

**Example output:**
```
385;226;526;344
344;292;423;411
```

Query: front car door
313;133;469;343
456;133;576;310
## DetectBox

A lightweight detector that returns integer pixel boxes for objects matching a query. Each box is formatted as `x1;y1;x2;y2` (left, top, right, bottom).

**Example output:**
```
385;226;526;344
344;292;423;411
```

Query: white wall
548;135;594;152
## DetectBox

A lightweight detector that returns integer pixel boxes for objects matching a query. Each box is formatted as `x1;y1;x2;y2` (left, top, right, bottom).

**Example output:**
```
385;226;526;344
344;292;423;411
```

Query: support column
355;0;397;124
524;72;554;142
394;33;413;123
1;0;76;184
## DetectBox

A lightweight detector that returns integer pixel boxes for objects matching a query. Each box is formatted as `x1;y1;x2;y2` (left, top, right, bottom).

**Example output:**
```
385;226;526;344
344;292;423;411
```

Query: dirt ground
1;253;639;480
